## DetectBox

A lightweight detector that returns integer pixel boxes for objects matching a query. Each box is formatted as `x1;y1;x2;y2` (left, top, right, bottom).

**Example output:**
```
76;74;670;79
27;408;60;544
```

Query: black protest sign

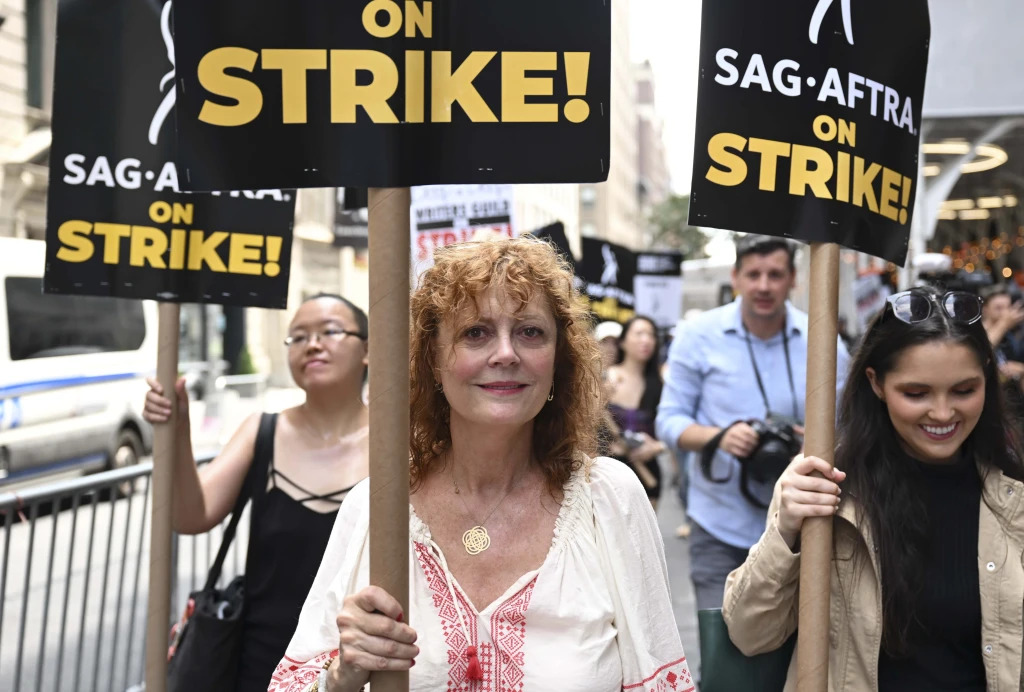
532;222;575;270
578;237;635;323
689;0;930;266
635;251;683;329
334;189;369;248
45;0;296;308
171;0;611;190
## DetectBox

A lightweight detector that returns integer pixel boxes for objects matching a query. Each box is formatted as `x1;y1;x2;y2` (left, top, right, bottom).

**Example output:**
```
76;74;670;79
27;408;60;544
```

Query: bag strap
203;412;277;591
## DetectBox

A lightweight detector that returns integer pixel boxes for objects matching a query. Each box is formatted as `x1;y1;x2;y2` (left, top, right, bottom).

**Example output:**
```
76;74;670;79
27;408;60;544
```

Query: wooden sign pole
368;187;411;692
145;302;180;692
795;242;840;692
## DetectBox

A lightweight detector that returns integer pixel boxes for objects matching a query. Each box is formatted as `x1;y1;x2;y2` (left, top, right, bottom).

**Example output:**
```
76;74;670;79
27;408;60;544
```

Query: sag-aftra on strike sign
172;0;612;190
46;0;295;307
689;0;929;265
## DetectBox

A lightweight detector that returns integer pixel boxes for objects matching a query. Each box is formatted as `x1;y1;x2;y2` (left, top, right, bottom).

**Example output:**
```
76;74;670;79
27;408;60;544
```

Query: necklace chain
451;462;520;555
299;406;343;444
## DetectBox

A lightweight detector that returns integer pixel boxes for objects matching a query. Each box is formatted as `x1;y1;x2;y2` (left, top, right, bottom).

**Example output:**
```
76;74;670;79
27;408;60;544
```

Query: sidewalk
655;468;702;680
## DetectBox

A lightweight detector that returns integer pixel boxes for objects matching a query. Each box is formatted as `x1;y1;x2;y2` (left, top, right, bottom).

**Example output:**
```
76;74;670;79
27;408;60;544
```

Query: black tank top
235;413;355;692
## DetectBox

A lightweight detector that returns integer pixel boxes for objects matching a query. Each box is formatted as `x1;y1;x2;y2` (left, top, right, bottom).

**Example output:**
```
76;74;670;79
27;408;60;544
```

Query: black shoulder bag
167;412;276;692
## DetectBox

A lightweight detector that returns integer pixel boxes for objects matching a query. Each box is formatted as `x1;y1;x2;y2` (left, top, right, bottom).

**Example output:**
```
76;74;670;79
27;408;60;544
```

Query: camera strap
700;422;740;484
743;322;798;420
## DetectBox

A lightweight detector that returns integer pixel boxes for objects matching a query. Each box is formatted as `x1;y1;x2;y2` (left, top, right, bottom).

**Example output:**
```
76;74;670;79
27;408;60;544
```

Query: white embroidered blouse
269;456;693;692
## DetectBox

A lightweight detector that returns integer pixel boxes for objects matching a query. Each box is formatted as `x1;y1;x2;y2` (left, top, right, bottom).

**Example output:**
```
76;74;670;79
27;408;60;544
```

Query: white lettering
739;54;771;91
816;68;846;106
154;161;180;192
85;156;116;187
883;87;900;125
773;59;801;97
714;48;740;86
899;97;915;133
864;79;885;116
847;72;865;110
63;154;87;184
114;158;142;189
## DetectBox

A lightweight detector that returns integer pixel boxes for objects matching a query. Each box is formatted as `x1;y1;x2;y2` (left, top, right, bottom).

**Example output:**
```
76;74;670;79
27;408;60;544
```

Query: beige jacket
723;467;1024;692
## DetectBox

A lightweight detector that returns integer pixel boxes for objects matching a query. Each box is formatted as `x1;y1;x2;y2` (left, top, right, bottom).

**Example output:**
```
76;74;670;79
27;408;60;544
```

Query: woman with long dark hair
723;286;1024;691
605;315;668;507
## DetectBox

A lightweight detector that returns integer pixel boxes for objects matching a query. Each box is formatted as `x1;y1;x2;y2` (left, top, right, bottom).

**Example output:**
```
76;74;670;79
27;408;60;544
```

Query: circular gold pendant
462;526;491;555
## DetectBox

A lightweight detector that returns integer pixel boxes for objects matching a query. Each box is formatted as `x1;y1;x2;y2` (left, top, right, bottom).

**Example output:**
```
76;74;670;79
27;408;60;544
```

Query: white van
0;238;155;487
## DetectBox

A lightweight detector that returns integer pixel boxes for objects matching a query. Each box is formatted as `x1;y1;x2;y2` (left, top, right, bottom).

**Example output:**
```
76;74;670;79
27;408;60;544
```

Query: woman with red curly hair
269;236;691;692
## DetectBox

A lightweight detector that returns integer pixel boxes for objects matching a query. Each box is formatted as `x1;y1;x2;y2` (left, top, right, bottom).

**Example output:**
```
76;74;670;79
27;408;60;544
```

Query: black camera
743;414;803;484
700;413;803;508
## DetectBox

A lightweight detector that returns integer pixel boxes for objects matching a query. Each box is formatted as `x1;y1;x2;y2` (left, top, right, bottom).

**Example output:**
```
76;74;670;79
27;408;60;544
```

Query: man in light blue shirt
656;235;849;610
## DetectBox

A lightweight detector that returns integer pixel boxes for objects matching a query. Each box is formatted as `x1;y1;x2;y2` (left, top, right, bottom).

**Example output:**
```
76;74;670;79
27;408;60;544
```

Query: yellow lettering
501;52;557;123
330;50;399;123
56;220;94;263
405;51;425;123
198;48;263;127
748;138;791;192
261;49;328;124
187;231;229;271
405;1;432;38
149;201;172;224
171;203;193;226
170;229;187;270
362;0;403;38
228;233;264;275
562;52;591;123
836;152;851;203
129;226;168;268
789;145;833;198
706;133;748;187
838;119;856;147
93;223;132;264
879;167;901;221
812;115;837;142
852;157;880;212
431;51;498;123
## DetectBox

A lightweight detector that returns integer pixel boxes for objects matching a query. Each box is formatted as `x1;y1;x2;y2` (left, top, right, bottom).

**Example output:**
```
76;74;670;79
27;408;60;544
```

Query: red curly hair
409;236;602;494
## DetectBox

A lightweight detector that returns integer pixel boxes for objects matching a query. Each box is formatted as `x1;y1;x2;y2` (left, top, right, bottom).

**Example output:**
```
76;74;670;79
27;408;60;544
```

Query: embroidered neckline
409;462;586;556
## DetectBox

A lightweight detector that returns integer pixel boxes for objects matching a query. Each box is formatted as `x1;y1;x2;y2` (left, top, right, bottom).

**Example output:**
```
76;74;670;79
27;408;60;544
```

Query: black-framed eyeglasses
885;290;983;325
284;328;365;348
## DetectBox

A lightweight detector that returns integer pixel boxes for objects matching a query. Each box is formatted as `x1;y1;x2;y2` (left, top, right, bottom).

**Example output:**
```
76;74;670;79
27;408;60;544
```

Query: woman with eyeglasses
142;293;370;692
722;286;1024;691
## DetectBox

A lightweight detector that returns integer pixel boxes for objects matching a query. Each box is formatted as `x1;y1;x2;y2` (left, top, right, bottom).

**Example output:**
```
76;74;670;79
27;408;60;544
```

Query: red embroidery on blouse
622;656;694;692
268;648;339;692
414;542;537;691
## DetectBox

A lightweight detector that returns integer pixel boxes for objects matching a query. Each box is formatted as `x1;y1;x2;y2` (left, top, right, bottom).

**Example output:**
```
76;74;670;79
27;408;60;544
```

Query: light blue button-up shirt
656;298;850;549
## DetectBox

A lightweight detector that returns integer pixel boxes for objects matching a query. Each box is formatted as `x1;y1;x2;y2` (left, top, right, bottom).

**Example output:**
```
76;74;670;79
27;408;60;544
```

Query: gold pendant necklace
461;526;491;555
452;463;518;555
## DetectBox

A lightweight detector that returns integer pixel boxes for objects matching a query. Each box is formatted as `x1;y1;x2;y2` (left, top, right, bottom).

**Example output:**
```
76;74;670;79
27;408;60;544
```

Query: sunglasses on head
884;290;983;325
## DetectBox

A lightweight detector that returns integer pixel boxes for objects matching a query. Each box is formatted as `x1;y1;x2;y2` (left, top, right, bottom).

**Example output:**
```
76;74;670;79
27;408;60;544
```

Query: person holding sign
723;286;1024;691
270;237;691;692
656;234;850;612
143;294;370;692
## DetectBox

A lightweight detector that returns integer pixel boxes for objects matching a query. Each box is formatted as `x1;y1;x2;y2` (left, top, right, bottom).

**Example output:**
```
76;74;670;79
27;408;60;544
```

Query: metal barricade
0;454;247;692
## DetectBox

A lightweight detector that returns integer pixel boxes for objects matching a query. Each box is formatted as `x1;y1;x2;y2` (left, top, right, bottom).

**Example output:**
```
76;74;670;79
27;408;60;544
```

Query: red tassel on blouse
465;645;483;680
